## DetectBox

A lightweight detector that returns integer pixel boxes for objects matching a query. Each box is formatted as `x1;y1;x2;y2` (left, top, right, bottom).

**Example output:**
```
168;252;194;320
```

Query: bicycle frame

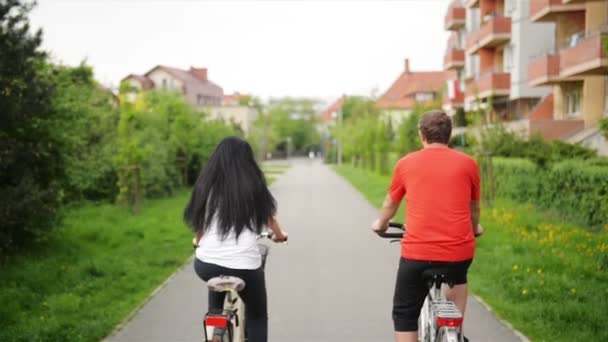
376;223;464;342
419;282;464;342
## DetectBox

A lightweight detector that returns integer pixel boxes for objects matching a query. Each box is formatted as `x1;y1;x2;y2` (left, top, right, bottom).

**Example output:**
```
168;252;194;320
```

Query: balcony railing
445;1;466;31
530;0;586;23
527;53;561;86
559;31;608;77
466;16;511;54
465;70;510;101
444;49;465;70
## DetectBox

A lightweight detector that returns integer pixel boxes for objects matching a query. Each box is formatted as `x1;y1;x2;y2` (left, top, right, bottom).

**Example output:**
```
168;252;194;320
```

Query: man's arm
470;200;483;236
372;194;400;232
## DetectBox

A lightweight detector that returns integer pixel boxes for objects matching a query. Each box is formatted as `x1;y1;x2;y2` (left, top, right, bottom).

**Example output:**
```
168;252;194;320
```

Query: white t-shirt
195;220;262;270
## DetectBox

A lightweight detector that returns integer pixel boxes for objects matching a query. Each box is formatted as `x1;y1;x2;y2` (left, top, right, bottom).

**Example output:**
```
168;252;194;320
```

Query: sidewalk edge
101;255;195;341
472;294;532;342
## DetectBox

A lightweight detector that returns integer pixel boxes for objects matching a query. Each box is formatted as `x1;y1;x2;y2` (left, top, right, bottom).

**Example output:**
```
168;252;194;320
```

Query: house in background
320;95;347;126
121;65;223;107
208;93;259;136
376;58;450;126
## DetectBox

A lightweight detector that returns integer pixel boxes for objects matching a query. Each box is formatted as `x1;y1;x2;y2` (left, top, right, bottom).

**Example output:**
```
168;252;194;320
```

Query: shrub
493;158;608;228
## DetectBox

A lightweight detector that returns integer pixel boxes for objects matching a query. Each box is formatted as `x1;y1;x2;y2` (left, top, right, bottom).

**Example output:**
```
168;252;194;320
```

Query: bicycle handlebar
376;222;405;239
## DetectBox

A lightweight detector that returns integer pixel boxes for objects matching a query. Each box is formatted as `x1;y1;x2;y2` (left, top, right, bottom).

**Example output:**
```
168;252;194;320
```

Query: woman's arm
268;215;288;242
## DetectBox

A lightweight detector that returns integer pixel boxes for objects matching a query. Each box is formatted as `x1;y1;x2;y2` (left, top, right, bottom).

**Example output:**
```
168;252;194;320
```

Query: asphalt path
107;158;524;342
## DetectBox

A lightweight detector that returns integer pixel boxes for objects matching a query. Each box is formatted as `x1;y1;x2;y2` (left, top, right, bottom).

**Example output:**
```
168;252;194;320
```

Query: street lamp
332;109;343;165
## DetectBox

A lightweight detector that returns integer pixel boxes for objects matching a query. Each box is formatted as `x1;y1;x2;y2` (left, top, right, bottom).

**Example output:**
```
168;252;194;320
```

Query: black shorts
392;257;472;332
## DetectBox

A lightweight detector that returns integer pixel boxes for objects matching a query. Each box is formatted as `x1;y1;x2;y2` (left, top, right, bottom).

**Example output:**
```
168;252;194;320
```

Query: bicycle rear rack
432;301;463;328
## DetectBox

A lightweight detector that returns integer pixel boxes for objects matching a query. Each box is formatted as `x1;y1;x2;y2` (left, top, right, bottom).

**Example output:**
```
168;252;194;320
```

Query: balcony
559;32;608;78
444;49;465;70
466;16;512;54
527;53;561;86
445;1;466;30
465;71;510;102
529;0;586;22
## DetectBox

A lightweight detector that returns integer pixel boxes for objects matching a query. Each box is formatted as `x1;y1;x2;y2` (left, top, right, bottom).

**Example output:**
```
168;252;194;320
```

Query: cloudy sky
31;0;451;100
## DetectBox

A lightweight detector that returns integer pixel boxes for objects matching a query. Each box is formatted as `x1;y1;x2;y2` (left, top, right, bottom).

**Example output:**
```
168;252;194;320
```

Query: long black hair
184;136;276;239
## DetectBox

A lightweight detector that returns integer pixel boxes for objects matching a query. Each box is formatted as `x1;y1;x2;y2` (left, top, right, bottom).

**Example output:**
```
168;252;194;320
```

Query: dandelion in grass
571;288;576;294
512;264;519;271
537;268;542;274
521;289;528;296
526;267;531;273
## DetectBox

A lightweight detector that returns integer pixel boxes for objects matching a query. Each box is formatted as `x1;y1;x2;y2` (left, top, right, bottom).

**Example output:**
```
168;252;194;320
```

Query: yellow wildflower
521;289;528;296
512;264;519;271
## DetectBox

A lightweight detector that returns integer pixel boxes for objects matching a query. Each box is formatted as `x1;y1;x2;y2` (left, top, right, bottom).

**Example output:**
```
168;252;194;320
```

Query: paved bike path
107;159;525;342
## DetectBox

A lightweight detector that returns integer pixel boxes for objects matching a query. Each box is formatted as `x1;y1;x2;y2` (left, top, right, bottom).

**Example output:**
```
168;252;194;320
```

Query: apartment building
465;0;555;119
527;0;608;153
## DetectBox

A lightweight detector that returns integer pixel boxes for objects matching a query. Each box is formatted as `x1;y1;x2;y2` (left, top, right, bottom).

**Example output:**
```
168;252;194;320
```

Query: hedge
493;158;608;228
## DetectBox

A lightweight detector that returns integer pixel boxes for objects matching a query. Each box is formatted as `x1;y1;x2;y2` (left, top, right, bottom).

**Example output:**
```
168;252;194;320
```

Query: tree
0;0;62;253
49;63;120;201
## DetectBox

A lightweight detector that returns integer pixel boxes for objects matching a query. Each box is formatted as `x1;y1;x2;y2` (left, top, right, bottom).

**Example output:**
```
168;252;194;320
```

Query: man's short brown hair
418;110;452;144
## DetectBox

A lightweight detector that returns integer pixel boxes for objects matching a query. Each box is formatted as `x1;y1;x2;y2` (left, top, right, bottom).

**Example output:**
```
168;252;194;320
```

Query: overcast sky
31;0;451;100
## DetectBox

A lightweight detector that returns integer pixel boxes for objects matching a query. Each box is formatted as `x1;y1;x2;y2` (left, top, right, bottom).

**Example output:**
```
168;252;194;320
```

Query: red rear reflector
205;315;228;328
436;316;463;327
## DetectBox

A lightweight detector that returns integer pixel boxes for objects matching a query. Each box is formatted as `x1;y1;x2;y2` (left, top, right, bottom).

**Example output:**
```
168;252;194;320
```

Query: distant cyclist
184;136;288;342
372;110;483;342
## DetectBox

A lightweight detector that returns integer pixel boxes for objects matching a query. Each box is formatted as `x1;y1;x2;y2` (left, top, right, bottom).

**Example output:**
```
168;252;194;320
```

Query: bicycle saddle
422;268;455;288
207;275;246;292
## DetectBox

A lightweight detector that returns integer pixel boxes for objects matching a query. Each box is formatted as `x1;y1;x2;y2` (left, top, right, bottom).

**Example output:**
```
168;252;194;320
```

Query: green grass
335;164;608;342
0;191;194;341
0;170;283;341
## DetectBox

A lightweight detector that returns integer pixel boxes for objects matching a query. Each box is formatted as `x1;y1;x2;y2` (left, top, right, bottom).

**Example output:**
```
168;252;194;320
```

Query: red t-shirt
389;146;480;262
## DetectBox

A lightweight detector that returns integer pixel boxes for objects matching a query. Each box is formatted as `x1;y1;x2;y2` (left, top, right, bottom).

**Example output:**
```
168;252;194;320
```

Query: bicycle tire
437;328;460;342
418;296;432;342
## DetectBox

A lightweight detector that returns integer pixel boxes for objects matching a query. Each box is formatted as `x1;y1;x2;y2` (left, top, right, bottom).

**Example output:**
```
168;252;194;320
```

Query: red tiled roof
321;95;346;122
145;65;224;104
377;69;451;110
122;74;154;90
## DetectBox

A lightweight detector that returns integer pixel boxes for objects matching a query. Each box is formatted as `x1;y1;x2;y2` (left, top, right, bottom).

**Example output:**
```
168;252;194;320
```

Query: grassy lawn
0;169;287;341
0;191;194;341
335;164;608;342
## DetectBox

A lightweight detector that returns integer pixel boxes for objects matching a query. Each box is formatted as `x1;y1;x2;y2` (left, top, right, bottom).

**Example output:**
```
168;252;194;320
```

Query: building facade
527;0;608;154
121;65;224;108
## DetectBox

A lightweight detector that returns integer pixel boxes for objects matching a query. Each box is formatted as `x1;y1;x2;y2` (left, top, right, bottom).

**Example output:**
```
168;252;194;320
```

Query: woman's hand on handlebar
272;230;288;243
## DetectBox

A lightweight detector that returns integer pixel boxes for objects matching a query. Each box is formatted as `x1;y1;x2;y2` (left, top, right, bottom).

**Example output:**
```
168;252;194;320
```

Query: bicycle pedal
432;301;463;328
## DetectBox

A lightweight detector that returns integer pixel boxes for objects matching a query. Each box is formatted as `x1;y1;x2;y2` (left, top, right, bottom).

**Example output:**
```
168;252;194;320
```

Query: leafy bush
49;63;120;201
0;1;62;253
493;158;608;227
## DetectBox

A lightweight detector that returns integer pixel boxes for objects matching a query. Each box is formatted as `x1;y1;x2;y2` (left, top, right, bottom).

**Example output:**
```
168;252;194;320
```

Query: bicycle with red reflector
376;222;467;342
201;231;285;342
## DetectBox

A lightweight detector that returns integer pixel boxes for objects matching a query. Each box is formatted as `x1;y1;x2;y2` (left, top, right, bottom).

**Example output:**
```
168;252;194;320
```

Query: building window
565;83;582;117
197;94;203;106
415;93;435;102
162;79;167;90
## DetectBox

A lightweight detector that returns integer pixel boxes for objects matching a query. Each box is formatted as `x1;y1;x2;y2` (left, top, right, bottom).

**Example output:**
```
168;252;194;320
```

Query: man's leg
393;258;426;342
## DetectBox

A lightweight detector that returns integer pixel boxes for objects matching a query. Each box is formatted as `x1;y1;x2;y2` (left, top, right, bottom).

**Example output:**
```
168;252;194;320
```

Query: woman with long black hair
184;136;287;342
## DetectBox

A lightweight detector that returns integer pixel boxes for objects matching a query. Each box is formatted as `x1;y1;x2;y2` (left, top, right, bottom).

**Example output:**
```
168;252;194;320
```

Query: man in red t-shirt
372;110;483;342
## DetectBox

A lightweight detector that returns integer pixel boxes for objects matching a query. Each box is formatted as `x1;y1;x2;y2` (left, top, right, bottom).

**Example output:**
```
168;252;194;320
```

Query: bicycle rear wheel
437;328;460;342
418;296;432;342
